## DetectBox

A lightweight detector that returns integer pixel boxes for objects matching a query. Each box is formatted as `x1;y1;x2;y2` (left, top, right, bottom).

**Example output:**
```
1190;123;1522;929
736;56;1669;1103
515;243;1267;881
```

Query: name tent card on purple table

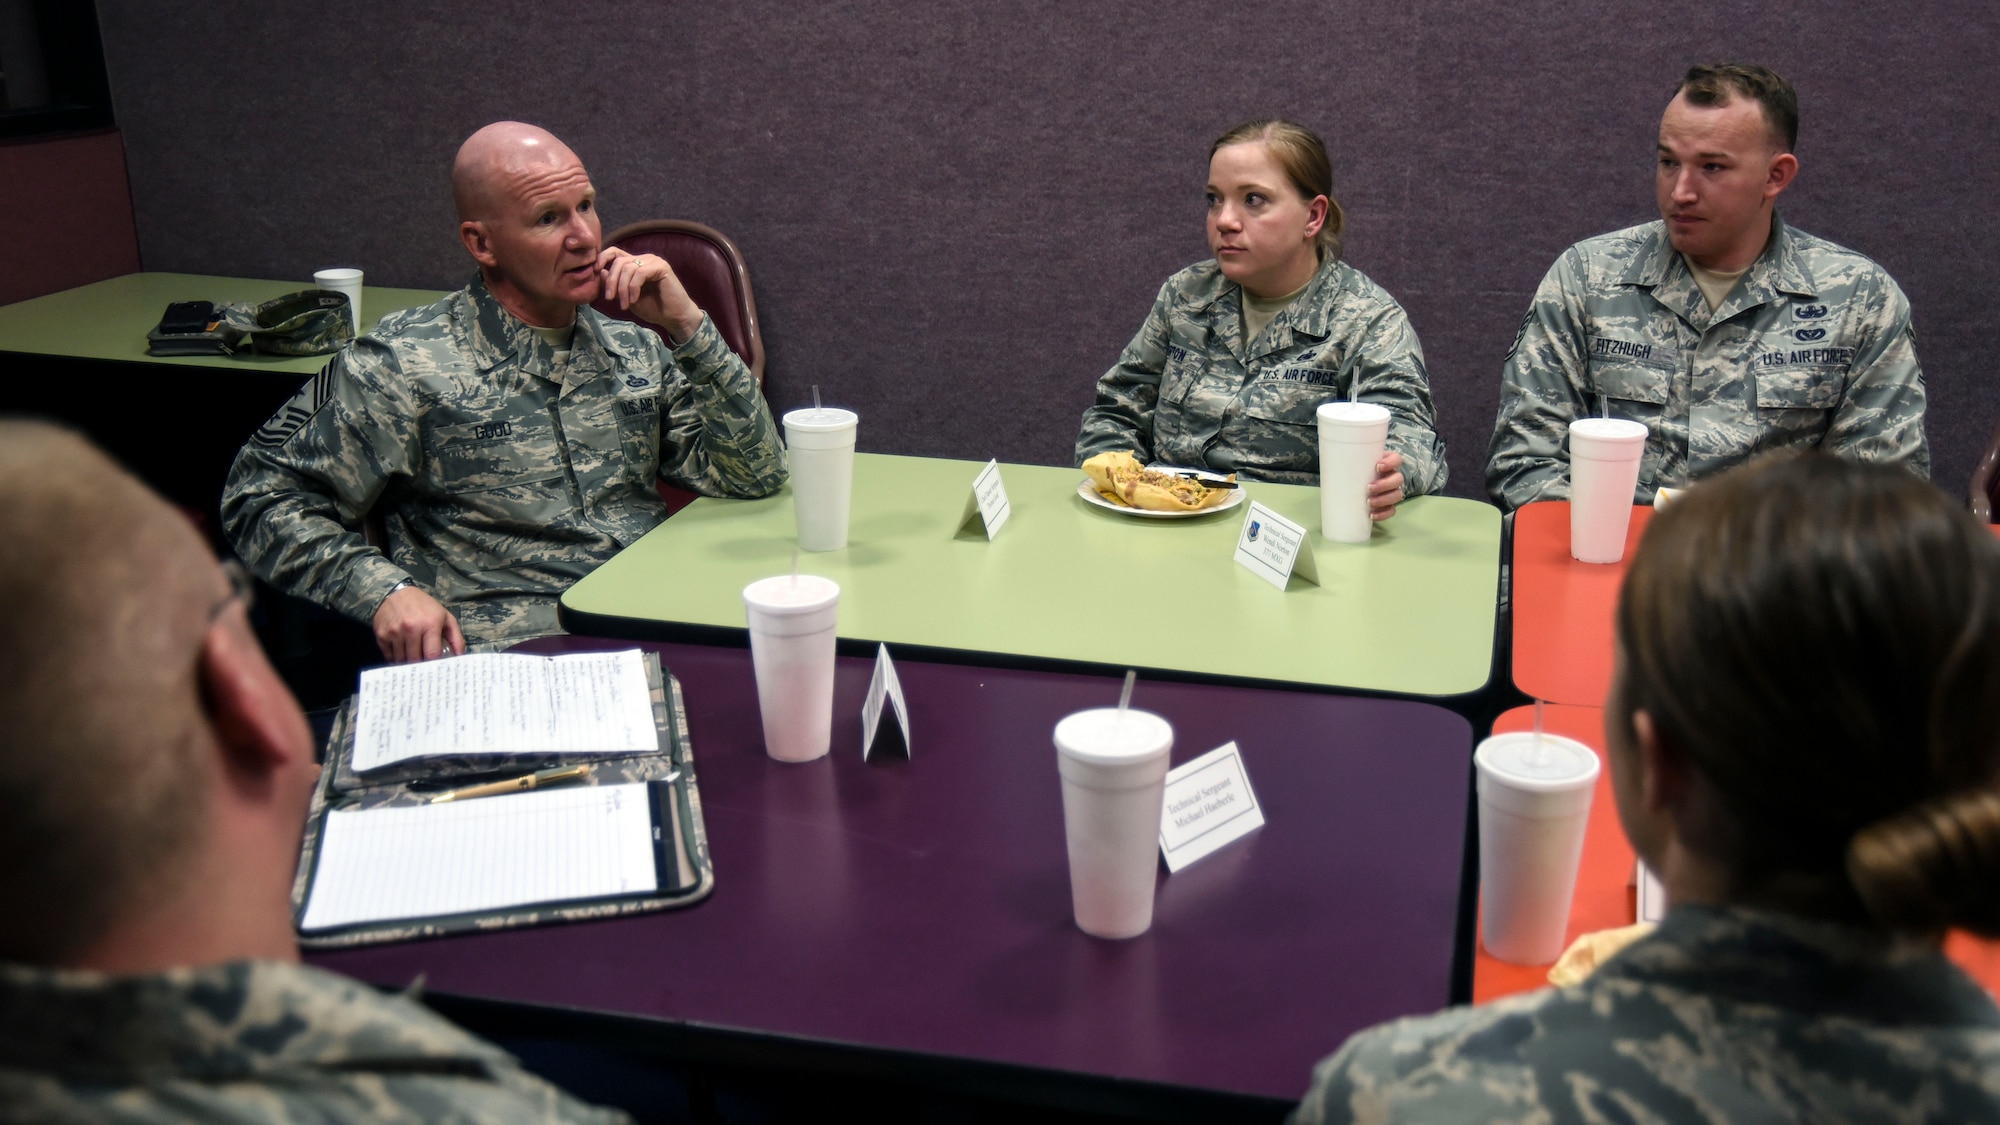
1158;741;1265;872
860;644;911;760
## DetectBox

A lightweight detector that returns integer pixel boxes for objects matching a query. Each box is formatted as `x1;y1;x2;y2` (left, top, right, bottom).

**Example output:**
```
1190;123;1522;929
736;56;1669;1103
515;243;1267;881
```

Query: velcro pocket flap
1754;368;1843;411
1587;361;1670;405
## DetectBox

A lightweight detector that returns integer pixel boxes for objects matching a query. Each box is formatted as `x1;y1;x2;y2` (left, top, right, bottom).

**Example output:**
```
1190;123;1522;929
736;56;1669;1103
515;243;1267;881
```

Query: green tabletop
564;453;1502;697
0;272;447;373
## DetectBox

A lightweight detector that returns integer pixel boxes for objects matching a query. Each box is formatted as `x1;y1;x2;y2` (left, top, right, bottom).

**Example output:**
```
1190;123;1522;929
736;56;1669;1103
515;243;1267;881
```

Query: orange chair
593;220;767;517
1972;413;2000;523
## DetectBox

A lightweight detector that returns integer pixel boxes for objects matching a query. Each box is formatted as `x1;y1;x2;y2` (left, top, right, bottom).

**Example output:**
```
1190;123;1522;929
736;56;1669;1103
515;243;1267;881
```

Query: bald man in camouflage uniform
1292;905;2000;1124
0;422;625;1122
1076;253;1449;495
224;122;785;660
1486;64;1927;511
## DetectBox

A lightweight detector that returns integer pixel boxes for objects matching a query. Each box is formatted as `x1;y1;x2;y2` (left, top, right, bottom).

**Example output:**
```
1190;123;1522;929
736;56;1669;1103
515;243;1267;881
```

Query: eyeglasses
208;558;256;623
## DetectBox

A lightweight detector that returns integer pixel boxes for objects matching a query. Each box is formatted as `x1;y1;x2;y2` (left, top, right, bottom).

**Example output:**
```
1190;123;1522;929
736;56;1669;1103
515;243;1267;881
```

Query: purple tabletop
309;639;1473;1103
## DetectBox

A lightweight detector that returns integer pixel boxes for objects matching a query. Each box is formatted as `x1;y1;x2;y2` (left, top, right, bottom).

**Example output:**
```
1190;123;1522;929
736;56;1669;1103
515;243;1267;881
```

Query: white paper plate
1075;476;1246;519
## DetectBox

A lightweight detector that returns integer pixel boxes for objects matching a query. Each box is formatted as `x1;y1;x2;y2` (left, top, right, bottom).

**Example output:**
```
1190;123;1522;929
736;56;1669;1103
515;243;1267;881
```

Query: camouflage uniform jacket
1074;255;1448;492
222;276;787;648
1485;215;1928;511
0;958;629;1123
1292;905;2000;1124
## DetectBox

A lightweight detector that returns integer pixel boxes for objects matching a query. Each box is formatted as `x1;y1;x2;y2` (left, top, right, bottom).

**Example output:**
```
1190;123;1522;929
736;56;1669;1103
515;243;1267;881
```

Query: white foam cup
313;268;364;334
1475;731;1601;965
782;408;859;552
1054;707;1173;939
1317;401;1391;543
1567;418;1648;564
742;574;841;762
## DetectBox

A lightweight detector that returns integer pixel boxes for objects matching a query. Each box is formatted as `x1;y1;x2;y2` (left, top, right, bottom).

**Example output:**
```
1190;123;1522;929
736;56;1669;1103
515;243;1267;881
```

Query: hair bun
1848;789;2000;937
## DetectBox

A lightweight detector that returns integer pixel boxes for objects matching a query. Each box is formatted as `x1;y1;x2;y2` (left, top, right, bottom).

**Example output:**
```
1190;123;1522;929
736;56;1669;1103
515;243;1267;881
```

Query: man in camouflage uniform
1485;63;1928;511
0;421;626;1122
1292;905;2000;1123
1075;252;1448;500
224;122;786;660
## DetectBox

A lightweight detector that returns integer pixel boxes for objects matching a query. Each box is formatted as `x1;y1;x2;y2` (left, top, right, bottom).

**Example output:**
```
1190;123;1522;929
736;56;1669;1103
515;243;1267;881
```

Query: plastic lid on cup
314;267;362;282
1475;732;1600;792
782;407;859;433
1317;401;1390;426
742;573;840;614
1568;417;1647;443
1053;708;1173;765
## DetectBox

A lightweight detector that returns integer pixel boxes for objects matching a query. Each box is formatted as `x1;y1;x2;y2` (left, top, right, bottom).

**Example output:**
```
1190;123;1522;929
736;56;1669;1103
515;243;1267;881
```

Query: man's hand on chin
373;585;465;663
596;247;704;343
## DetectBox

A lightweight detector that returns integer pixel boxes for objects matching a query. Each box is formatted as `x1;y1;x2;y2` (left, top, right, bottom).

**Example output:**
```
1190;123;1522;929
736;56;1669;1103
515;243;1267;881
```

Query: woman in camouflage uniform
1295;451;2000;1123
1074;119;1447;519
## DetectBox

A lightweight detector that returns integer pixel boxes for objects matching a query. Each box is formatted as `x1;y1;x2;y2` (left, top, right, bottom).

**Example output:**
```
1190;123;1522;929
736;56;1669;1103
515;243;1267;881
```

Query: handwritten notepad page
299;783;659;932
352;650;657;771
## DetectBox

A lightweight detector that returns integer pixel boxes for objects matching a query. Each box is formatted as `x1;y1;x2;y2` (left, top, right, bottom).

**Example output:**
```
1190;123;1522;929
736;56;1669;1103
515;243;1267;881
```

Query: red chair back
1974;414;2000;523
591;219;764;386
591;220;767;515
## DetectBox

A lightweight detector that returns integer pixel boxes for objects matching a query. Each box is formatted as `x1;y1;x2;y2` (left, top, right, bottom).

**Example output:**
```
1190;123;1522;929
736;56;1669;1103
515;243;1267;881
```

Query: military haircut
1677;62;1799;152
1615;451;2000;936
0;420;215;963
1209;118;1347;262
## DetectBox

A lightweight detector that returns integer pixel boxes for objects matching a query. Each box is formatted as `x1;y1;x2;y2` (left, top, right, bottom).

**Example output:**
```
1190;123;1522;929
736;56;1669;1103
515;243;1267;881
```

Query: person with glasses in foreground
0;421;625;1122
1295;451;2000;1122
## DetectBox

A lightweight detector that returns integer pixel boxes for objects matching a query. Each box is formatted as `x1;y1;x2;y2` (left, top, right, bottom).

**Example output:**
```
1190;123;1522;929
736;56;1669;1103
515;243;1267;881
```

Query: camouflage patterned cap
218;289;356;356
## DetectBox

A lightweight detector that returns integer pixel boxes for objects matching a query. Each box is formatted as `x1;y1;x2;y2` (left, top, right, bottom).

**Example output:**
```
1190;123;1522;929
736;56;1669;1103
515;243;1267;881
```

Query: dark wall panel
98;0;2000;500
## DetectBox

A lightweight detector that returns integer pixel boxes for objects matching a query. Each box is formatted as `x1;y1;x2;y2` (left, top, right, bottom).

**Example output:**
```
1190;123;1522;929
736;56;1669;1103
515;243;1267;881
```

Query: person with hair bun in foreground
1294;451;2000;1123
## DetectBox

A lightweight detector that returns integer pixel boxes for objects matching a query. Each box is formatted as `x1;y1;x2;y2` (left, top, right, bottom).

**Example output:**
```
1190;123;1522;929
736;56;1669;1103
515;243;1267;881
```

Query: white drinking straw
1117;669;1136;713
1527;698;1551;767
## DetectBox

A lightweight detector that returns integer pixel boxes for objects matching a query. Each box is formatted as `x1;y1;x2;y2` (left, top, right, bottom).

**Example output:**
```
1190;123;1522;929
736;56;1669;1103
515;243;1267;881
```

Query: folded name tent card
1158;741;1266;872
956;458;1012;540
352;649;659;772
860;643;912;760
1233;501;1318;591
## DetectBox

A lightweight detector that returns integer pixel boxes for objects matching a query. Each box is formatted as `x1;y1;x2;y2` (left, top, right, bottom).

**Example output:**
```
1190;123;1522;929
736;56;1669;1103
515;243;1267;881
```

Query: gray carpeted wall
98;0;2000;500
